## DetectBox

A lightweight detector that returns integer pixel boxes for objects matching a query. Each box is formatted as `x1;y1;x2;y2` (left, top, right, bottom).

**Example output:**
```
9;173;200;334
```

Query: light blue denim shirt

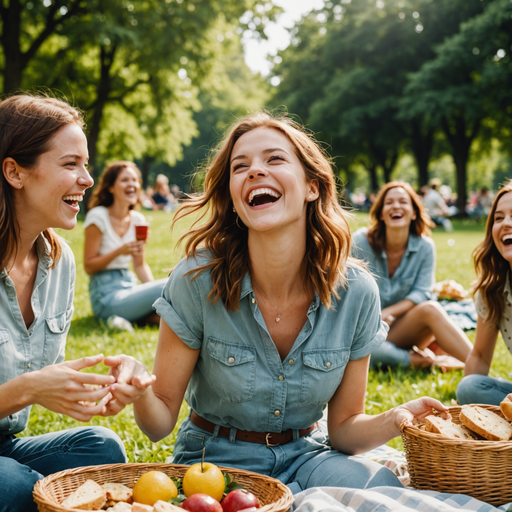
153;253;388;433
351;228;435;309
0;235;74;435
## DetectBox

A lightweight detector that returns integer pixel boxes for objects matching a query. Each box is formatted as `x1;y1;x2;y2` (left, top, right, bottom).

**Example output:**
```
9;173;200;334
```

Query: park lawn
23;210;512;456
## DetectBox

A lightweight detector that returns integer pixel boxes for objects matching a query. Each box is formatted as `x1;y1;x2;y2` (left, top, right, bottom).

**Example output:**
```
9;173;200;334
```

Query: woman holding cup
84;161;166;328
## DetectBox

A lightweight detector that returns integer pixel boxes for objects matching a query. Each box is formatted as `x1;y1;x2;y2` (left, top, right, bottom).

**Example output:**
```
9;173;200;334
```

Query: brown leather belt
190;411;316;448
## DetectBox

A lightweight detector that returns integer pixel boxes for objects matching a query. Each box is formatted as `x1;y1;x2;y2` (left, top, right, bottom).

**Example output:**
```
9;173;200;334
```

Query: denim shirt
0;235;74;435
351;228;435;309
153;253;388;433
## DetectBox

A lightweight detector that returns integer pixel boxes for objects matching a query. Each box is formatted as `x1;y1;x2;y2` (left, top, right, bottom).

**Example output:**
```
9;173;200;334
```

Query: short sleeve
83;207;107;232
153;257;204;349
348;269;389;360
474;290;488;320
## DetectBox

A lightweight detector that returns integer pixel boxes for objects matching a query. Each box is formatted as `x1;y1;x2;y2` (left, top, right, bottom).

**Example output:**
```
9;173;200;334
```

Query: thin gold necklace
252;281;302;323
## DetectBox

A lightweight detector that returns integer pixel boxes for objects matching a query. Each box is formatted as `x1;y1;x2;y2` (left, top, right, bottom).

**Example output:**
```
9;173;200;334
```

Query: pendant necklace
252;281;302;323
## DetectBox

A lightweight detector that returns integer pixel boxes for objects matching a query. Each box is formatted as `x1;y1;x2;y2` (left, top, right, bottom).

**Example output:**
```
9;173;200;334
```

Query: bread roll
500;400;512;421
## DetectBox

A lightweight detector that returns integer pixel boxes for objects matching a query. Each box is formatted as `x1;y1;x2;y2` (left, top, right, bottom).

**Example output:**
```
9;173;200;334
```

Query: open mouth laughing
503;234;512;246
390;212;404;220
247;187;282;207
62;194;83;209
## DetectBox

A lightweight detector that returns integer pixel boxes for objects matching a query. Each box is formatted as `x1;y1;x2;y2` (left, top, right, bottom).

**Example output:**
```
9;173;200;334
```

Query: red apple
221;490;260;512
182;493;223;512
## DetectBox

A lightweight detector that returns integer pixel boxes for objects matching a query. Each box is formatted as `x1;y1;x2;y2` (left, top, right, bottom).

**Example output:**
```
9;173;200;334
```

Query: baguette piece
107;503;133;512
61;479;107;510
500;400;512;421
102;482;133;503
132;503;154;512
154;501;183;512
460;405;512;441
424;415;478;440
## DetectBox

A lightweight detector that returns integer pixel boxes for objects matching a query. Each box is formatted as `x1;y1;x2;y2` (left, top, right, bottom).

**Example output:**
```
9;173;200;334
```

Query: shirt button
288;359;294;365
326;362;331;368
252;298;256;304
278;375;284;381
228;357;235;364
28;330;33;335
274;410;280;416
27;363;31;368
60;324;64;330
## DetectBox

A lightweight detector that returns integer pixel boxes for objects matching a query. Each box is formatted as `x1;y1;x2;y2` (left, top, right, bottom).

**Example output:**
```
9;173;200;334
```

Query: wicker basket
33;462;293;512
401;404;512;506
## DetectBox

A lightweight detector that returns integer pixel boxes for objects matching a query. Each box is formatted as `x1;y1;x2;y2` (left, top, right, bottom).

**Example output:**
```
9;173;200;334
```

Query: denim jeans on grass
369;341;410;369
172;417;402;494
89;269;167;323
457;374;512;405
0;426;126;512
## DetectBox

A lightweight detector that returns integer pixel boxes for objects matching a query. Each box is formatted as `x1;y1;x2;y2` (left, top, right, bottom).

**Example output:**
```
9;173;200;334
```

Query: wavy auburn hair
0;94;85;272
88;161;142;210
173;111;356;311
367;181;434;254
472;181;512;327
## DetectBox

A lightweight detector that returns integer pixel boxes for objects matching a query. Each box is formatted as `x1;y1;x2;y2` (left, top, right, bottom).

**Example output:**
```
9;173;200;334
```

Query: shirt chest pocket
0;329;15;382
204;337;257;403
396;277;415;298
43;312;67;366
301;347;350;406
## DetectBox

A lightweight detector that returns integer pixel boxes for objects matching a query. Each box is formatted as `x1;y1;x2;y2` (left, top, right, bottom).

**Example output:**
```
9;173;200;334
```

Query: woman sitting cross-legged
352;181;472;369
457;181;512;405
132;112;447;494
84;162;167;328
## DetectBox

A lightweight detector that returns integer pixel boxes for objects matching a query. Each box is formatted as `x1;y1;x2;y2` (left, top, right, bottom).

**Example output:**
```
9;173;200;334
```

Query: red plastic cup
135;224;149;241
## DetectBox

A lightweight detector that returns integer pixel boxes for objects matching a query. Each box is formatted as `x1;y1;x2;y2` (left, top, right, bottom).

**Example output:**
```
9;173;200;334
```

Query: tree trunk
441;116;480;215
141;156;154;189
410;120;434;188
363;162;379;192
382;149;398;184
1;1;23;93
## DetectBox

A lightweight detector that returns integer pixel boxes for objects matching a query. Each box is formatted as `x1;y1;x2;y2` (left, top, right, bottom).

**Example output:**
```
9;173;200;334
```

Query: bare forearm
134;262;154;283
84;248;122;274
133;388;177;442
384;300;415;319
0;373;36;421
464;352;491;376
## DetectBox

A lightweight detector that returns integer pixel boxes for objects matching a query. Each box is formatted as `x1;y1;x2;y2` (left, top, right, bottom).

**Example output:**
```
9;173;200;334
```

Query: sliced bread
460;405;512;441
61;479;107;510
154;501;184;512
102;482;133;503
500;400;512;422
132;503;154;512
106;503;133;512
424;415;478;440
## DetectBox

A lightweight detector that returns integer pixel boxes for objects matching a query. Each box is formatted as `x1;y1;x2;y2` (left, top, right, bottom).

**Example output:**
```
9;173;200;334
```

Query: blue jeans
456;374;512;405
369;341;410;369
172;418;402;494
89;269;167;322
0;426;126;512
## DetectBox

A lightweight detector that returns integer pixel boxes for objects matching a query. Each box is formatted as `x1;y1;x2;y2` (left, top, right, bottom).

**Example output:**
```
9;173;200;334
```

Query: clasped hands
36;354;155;422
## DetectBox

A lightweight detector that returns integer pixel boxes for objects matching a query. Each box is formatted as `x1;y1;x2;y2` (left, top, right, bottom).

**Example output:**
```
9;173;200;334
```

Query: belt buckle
266;433;279;447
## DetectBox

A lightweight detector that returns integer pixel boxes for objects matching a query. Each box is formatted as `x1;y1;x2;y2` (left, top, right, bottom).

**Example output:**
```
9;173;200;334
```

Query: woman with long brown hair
352;181;472;369
84;161;167;328
457;181;512;405
132;112;446;493
0;95;155;512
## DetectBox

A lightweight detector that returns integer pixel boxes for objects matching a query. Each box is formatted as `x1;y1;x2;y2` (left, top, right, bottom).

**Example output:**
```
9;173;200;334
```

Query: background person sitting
423;178;453;232
84;161;167;328
152;174;175;211
352;181;473;369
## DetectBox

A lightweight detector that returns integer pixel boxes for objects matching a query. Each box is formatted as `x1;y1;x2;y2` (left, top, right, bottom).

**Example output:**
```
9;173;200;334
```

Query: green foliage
21;211;512;458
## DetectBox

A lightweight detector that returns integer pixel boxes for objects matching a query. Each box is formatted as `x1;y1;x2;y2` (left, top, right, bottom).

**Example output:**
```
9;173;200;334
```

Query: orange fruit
132;470;178;506
182;462;225;502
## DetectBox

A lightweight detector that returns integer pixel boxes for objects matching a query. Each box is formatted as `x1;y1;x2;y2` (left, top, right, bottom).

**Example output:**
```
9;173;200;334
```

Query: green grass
23;211;512;456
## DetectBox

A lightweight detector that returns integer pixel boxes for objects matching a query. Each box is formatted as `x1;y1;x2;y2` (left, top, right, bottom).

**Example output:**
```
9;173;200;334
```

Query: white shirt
424;189;445;218
474;274;512;355
83;206;146;270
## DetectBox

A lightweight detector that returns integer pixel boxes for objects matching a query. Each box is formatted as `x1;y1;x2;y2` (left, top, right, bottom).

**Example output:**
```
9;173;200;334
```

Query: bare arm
381;300;415;326
327;356;447;455
464;314;499;376
83;224;144;275
132;249;154;283
133;319;199;442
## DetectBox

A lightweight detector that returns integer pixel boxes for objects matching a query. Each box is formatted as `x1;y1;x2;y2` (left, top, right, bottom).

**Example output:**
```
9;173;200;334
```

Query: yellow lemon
132;470;178;506
182;462;225;502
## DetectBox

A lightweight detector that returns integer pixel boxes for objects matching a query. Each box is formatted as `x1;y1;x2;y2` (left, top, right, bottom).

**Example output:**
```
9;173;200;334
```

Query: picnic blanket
439;298;477;331
292;487;512;511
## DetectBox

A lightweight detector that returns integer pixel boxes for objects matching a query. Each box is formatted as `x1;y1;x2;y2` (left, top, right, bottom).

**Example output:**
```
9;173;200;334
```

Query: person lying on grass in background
458;180;512;405
0;94;155;512
351;181;472;370
83;161;167;331
130;111;447;494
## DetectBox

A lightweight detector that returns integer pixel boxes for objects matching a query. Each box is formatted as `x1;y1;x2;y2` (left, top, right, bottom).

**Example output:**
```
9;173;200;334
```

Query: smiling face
17;123;92;231
380;186;417;229
492;192;512;267
109;166;141;207
229;127;319;233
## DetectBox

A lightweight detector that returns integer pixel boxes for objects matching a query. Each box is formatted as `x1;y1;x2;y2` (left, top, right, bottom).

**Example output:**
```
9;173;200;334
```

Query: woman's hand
31;355;115;422
392;396;449;431
118;241;144;256
101;355;156;416
381;308;396;327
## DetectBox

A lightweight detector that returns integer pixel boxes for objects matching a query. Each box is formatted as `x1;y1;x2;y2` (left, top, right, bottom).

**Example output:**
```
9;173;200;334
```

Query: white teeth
248;188;281;204
62;195;83;202
502;234;512;242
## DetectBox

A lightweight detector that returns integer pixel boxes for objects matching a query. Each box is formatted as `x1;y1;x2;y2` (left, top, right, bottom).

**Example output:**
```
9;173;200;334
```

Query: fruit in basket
132;471;178;506
183;462;225;501
221;489;260;512
182;493;223;512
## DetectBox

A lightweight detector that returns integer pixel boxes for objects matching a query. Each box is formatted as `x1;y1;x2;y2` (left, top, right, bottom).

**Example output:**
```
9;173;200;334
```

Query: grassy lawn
23;210;512;456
